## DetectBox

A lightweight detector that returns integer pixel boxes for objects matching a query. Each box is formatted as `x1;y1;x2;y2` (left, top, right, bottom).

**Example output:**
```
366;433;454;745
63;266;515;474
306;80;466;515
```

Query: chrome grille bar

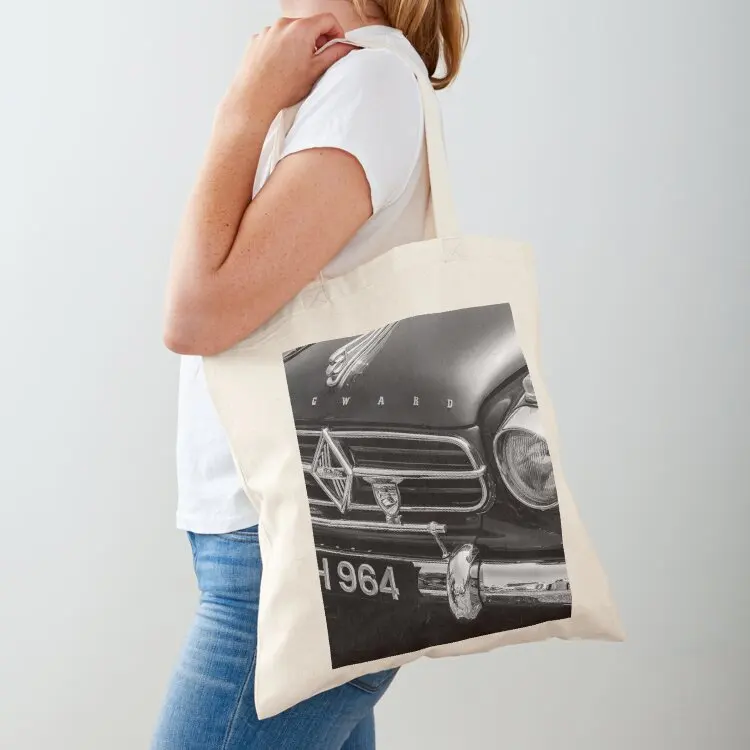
298;428;490;514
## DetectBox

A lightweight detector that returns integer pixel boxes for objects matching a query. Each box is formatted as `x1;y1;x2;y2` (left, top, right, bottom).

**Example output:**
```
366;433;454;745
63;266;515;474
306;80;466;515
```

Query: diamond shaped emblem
311;429;353;513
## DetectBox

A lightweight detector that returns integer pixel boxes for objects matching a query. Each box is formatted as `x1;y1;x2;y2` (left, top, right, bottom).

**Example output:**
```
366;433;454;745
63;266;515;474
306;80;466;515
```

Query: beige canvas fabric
203;35;623;719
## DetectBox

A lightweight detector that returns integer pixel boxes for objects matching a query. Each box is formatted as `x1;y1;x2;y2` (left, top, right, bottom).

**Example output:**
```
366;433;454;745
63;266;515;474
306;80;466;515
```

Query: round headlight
494;428;557;510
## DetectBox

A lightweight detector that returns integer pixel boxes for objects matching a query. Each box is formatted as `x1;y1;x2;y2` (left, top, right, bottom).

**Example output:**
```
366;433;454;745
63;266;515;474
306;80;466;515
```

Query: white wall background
1;1;748;748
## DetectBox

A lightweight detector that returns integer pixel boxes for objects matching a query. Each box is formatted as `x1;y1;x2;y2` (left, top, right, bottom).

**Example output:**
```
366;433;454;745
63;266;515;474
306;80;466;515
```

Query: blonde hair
351;0;468;89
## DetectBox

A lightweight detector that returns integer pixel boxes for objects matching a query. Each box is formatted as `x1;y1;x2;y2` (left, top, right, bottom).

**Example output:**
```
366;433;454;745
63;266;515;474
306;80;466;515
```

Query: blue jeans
151;527;397;750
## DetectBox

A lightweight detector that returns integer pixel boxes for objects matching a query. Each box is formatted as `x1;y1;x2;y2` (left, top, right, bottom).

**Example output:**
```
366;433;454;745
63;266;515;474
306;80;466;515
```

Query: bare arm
163;16;371;356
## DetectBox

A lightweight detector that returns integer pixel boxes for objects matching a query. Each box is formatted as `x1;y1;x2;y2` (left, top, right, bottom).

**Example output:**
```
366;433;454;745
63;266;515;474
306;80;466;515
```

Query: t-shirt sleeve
278;48;424;215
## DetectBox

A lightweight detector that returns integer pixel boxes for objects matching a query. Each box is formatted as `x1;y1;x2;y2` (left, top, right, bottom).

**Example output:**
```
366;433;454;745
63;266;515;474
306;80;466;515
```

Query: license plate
317;554;417;602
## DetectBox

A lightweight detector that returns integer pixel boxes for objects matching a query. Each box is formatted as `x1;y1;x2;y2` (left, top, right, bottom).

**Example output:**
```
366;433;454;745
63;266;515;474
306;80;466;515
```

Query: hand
222;14;355;123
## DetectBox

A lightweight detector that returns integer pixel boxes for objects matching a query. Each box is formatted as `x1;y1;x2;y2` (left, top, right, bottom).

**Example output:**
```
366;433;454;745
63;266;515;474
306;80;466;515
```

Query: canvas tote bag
203;35;623;719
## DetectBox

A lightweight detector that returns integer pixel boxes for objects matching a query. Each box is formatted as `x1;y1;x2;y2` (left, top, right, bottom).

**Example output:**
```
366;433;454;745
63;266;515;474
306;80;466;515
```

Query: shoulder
300;48;422;131
283;48;424;212
319;47;419;98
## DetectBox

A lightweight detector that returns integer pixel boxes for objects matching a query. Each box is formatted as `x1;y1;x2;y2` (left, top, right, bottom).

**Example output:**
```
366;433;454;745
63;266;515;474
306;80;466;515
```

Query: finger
302;12;346;44
249;27;268;46
313;40;356;73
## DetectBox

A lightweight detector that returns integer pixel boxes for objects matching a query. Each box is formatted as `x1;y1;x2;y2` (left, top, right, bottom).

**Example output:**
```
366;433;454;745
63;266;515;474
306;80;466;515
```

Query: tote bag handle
301;35;460;239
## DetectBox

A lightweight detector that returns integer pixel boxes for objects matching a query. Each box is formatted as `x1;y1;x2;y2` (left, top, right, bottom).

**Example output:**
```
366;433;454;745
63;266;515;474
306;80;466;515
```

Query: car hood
283;304;525;428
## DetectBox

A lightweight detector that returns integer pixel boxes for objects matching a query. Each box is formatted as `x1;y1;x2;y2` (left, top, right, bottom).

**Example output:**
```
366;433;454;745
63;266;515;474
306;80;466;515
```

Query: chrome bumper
316;541;570;622
417;552;571;620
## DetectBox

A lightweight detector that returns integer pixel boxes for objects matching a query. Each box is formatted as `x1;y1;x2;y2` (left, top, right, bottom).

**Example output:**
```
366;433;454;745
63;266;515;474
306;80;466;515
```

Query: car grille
297;429;488;513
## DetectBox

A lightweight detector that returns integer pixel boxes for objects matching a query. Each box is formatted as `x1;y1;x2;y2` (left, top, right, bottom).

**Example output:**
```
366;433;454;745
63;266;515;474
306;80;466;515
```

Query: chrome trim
312;516;447;535
298;429;489;514
446;544;482;620
492;404;559;511
522;374;537;405
310;428;354;513
430;523;450;558
313;545;571;618
418;560;571;611
365;478;403;525
303;463;484;480
326;323;399;388
479;561;570;604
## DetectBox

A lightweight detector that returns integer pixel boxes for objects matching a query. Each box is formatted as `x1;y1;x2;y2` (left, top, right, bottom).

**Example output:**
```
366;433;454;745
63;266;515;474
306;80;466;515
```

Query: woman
154;1;467;748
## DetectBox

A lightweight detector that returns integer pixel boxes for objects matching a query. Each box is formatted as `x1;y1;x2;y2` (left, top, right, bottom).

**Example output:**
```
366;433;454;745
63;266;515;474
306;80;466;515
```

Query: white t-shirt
175;26;431;533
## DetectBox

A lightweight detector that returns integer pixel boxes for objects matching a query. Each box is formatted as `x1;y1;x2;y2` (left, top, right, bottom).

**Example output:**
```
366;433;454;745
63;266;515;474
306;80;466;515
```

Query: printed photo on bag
282;303;571;668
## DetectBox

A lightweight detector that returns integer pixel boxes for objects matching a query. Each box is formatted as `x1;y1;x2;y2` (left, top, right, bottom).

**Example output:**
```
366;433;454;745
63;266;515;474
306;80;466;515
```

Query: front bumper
417;553;570;620
316;540;570;622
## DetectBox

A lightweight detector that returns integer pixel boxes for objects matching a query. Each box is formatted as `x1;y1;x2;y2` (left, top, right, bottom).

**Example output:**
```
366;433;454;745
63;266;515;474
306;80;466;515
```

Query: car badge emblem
326;322;399;388
366;479;403;525
311;429;353;514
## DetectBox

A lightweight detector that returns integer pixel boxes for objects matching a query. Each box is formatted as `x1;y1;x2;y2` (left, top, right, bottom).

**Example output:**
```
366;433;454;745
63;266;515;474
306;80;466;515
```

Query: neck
280;1;387;32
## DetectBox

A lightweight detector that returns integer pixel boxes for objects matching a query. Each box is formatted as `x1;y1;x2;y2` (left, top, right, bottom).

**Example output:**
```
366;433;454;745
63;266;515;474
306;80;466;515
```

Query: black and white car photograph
283;303;572;668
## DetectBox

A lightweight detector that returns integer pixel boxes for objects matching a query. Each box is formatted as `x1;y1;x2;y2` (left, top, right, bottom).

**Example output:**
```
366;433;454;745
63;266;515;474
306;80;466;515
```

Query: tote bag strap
329;35;459;239
272;35;459;239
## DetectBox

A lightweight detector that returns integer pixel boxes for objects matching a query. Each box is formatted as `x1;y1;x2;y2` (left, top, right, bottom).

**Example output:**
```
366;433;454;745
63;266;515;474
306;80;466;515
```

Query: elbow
163;315;202;356
163;320;227;357
162;280;267;356
163;324;199;356
163;295;223;357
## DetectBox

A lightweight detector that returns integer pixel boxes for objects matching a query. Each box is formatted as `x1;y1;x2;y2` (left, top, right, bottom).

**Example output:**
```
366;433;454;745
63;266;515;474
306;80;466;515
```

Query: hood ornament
326;322;399;388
